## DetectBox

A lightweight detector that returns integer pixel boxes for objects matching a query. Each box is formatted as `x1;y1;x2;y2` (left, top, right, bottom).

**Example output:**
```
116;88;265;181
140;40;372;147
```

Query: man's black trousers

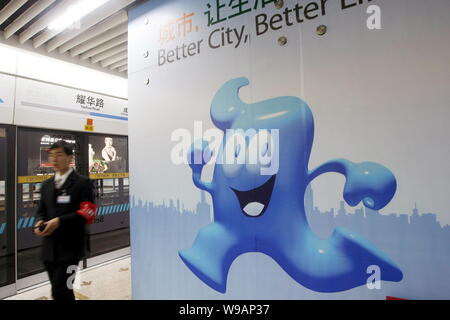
44;260;80;301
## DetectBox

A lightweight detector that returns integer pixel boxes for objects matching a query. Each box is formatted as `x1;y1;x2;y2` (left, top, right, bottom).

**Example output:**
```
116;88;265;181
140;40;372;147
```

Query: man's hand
40;217;60;237
34;220;45;236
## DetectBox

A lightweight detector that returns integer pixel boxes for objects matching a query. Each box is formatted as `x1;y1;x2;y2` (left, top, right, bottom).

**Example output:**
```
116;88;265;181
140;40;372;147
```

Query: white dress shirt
54;167;74;189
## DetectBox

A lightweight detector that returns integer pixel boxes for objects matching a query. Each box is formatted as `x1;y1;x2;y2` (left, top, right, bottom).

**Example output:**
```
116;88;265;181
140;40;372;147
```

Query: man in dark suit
34;140;96;300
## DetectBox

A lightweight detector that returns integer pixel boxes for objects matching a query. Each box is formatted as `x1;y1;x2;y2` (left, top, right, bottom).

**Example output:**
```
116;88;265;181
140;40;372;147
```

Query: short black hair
49;140;74;156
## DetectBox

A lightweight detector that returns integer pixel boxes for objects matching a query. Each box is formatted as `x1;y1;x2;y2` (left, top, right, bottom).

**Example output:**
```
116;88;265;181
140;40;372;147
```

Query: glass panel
0;181;5;207
0;126;14;288
88;135;130;257
14;128;130;277
16;128;78;279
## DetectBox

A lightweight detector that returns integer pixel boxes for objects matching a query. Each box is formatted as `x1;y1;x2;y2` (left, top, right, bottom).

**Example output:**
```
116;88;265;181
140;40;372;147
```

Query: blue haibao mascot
179;77;403;293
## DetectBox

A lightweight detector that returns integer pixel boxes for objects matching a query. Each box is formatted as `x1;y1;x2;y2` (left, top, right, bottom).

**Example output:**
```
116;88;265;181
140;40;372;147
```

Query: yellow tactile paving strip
74;291;90;300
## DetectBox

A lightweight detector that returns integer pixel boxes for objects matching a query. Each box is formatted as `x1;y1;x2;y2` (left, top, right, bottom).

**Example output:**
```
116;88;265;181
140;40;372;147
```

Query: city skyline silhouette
131;185;450;299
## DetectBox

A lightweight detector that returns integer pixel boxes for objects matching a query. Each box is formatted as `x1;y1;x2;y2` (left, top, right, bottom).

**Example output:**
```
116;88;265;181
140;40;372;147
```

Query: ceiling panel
0;0;137;77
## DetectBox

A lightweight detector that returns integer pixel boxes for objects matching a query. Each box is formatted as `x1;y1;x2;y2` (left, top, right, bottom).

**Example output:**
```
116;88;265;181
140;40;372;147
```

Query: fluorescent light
48;0;110;31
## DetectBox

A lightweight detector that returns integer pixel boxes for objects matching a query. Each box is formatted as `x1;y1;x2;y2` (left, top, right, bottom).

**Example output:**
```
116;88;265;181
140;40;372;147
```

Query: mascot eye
235;144;241;158
247;130;273;166
224;132;246;162
223;132;246;177
262;142;269;157
246;130;274;175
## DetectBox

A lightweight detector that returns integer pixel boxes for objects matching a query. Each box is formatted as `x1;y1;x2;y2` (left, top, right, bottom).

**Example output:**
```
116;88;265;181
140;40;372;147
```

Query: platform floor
5;256;131;300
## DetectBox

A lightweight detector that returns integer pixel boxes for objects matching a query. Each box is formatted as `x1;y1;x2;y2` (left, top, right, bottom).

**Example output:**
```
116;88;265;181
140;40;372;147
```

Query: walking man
34;140;96;300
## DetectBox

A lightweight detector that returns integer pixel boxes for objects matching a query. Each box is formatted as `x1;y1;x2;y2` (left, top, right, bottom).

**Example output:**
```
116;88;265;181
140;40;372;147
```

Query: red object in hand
386;296;407;300
77;201;97;224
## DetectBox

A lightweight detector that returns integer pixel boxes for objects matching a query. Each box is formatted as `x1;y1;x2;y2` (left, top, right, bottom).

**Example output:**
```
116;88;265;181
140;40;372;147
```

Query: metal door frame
0;125;17;299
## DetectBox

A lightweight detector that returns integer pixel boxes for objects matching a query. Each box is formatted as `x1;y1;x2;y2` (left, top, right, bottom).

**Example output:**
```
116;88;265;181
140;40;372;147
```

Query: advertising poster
128;0;450;299
89;135;128;174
